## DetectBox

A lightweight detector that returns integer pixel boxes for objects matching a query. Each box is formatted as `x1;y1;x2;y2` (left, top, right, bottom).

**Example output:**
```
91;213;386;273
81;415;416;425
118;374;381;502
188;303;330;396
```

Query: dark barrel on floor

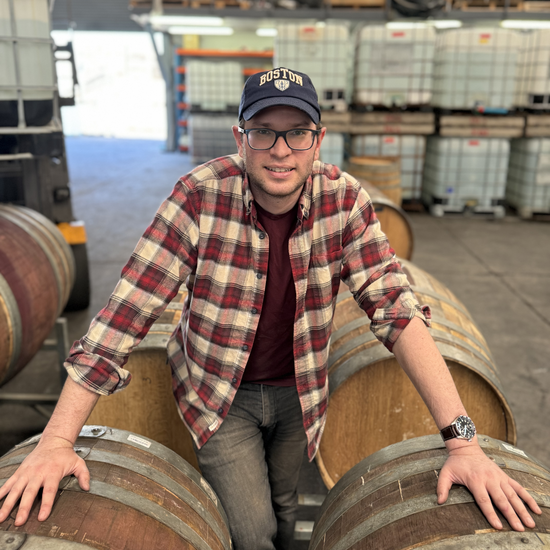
317;258;517;489
0;205;75;387
310;434;550;550
360;178;414;260
0;426;231;550
86;288;199;470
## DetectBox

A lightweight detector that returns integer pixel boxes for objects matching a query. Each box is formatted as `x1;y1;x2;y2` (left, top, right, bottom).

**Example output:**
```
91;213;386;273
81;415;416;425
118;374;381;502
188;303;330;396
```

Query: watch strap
440;424;458;441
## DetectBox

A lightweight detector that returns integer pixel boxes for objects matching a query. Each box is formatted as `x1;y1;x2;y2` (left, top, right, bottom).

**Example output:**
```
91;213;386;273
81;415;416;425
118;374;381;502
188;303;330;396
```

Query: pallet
130;0;242;7
510;205;550;220
429;203;507;218
429;202;506;219
401;199;425;213
522;0;550;9
438;113;525;138
453;0;523;9
320;111;351;133
324;0;384;6
350;111;435;135
525;115;550;137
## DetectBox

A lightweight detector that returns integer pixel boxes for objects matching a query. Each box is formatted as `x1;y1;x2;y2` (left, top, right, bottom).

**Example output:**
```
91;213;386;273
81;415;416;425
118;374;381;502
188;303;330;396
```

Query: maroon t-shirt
243;202;298;386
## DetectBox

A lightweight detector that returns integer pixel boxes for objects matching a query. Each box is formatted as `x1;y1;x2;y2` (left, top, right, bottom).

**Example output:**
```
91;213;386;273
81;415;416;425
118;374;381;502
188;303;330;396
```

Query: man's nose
271;134;292;155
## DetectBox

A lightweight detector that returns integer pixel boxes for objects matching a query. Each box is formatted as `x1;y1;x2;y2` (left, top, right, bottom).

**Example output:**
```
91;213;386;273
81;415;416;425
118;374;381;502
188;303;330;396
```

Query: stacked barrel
0;205;74;387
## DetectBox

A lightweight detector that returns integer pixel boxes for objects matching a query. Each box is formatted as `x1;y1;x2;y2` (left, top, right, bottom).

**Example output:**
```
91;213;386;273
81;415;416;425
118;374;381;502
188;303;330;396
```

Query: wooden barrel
87;288;199;470
0;426;231;550
0;205;75;387
347;156;402;206
361;179;414;260
310;434;550;550
317;258;517;489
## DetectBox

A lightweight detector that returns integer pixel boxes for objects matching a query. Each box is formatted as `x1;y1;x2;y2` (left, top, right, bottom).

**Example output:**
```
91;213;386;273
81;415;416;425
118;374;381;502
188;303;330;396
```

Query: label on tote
127;434;152;449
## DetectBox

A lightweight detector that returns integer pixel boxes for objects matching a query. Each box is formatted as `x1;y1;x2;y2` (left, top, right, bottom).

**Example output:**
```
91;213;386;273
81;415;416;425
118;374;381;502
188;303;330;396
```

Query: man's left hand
437;444;543;531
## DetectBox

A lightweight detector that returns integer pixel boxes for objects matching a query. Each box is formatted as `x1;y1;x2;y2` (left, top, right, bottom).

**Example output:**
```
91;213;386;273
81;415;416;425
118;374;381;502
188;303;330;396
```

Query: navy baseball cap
239;67;321;125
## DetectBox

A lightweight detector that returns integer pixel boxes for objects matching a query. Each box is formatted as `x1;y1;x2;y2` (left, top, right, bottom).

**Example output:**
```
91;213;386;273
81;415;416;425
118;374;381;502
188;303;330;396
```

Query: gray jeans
194;383;308;550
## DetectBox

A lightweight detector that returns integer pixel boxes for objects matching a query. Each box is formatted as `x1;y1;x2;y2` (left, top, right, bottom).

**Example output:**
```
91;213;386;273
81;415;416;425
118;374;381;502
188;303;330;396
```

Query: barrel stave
311;435;550;550
0;427;231;550
0;205;74;387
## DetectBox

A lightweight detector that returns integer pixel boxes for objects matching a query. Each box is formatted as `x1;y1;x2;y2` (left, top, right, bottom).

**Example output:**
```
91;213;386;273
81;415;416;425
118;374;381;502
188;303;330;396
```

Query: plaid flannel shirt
65;154;429;460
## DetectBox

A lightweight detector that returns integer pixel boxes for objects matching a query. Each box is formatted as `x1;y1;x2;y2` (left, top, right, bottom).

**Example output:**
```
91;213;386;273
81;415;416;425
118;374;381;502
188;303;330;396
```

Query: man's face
232;105;325;211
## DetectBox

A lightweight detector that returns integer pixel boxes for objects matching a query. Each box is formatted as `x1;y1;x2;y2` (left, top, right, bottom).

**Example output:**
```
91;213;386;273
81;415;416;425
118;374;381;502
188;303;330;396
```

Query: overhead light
501;20;550;29
256;28;278;37
168;26;234;36
432;20;462;29
150;15;224;27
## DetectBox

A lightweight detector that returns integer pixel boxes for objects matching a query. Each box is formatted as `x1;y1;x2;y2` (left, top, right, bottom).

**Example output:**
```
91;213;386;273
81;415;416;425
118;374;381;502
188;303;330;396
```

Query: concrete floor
1;136;549;546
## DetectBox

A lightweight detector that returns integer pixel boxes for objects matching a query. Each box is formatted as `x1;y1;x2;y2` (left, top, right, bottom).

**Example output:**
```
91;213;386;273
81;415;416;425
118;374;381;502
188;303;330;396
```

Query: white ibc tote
515;31;550;110
422;137;509;216
506;139;550;216
0;0;55;126
432;28;521;110
275;24;350;111
185;60;242;111
188;114;237;164
320;133;344;168
351;135;426;200
354;26;436;107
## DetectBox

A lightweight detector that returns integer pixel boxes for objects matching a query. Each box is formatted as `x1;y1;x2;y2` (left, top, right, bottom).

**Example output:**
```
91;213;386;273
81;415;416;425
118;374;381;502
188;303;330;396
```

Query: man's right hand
0;435;90;526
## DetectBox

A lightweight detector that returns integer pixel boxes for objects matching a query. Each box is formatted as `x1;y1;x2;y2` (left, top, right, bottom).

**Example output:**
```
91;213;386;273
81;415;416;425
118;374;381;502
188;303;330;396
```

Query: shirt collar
241;170;313;223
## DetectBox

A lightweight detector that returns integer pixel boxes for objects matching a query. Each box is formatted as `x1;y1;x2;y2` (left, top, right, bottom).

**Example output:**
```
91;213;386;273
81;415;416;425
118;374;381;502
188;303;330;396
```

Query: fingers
468;483;504;530
14;480;43;526
74;459;90;492
457;474;539;532
508;477;543;515
0;476;28;524
37;479;60;522
436;468;453;505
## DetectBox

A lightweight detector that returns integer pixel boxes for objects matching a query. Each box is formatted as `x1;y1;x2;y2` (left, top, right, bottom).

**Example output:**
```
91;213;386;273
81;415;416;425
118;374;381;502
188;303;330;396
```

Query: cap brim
242;97;320;125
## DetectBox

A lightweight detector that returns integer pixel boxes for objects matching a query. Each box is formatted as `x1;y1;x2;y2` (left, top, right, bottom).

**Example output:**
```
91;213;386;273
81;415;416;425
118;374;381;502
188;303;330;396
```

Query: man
0;68;541;549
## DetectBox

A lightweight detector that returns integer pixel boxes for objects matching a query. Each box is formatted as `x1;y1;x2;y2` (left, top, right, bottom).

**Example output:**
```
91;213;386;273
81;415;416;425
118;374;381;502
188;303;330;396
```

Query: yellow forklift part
57;221;87;245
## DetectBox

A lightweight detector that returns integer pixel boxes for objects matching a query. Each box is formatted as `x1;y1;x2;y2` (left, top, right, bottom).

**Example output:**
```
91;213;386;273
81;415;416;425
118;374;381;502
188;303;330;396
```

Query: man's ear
313;127;327;162
232;126;245;158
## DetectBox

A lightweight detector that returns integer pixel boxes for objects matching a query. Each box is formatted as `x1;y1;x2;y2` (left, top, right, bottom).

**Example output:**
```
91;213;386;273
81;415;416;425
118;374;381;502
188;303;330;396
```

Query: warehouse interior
1;0;550;548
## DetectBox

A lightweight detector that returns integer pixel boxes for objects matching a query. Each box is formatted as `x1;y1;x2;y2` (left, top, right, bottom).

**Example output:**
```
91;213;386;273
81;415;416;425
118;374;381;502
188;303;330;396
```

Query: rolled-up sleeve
340;183;430;352
64;179;200;395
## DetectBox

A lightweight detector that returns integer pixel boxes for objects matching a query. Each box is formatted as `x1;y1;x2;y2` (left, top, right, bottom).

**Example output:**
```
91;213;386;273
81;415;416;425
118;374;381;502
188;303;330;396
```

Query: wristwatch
440;415;476;442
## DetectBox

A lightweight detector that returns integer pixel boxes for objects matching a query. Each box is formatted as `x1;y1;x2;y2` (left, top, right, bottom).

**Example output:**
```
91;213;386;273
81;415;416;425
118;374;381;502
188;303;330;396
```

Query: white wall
52;31;166;140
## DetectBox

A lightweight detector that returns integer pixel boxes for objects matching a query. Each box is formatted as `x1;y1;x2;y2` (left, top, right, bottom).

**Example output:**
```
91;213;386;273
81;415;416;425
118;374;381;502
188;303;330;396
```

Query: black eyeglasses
238;127;320;151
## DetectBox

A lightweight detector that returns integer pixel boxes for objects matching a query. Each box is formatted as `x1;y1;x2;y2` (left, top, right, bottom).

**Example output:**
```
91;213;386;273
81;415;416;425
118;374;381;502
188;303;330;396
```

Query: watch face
456;415;476;439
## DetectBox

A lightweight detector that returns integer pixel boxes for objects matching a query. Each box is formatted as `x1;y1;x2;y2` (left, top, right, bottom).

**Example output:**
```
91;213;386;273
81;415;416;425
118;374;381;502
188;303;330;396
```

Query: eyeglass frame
237;127;321;151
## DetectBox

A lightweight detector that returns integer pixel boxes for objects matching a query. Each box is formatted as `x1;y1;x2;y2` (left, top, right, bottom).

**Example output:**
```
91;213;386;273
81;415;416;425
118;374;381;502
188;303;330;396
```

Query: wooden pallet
320;111;351;133
523;0;550;9
525;115;550;137
453;0;523;9
350;111;435;135
130;0;242;7
324;0;384;6
438;114;525;138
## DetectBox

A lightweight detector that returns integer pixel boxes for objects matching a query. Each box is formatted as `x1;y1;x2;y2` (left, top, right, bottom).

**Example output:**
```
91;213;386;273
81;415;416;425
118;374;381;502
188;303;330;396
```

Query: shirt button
259;232;266;239
232;377;238;384
252;307;258;314
218;407;223;414
256;273;262;279
242;344;249;351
